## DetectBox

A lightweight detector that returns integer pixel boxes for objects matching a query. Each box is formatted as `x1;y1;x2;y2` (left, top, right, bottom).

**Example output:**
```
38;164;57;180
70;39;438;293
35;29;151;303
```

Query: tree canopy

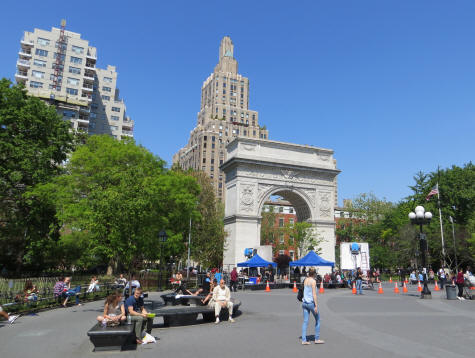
0;79;76;272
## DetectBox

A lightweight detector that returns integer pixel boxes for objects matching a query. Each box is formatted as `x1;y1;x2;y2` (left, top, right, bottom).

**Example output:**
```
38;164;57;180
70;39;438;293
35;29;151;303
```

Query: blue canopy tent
237;254;277;268
289;251;335;267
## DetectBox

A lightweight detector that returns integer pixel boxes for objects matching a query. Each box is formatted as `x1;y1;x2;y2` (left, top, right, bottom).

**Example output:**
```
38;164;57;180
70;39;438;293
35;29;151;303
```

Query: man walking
213;279;235;324
230;267;238;292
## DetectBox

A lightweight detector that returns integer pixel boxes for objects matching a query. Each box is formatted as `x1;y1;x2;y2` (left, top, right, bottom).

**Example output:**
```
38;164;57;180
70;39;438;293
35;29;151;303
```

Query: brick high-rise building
15;21;133;139
173;36;269;200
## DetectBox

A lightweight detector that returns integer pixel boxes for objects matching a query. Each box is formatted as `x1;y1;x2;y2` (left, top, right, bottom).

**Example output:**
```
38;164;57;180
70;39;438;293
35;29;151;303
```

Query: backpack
297;285;304;302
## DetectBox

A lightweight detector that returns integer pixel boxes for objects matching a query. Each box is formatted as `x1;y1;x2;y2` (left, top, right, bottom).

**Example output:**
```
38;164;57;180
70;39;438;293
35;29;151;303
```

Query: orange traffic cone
417;281;422;292
265;281;271;292
403;282;408;293
319;280;324;294
434;281;440;291
394;282;400;294
352;282;357;294
378;282;384;294
389;276;393;283
404;277;408;284
470;285;475;291
292;281;298;293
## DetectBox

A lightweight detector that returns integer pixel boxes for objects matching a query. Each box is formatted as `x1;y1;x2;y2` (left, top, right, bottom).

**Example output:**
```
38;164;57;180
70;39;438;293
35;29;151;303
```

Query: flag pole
436;167;446;268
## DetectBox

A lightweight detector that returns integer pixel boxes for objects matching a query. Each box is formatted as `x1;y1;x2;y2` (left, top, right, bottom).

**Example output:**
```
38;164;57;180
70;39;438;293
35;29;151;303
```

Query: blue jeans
301;302;320;342
65;285;81;304
356;279;363;294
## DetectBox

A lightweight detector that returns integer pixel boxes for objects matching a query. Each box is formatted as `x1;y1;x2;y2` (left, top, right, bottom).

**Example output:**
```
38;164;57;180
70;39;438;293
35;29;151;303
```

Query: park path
0;283;474;358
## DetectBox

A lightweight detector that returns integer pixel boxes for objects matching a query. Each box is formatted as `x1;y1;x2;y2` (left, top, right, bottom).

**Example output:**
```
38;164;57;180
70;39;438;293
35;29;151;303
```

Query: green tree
187;170;226;268
0;79;76;272
30;135;200;274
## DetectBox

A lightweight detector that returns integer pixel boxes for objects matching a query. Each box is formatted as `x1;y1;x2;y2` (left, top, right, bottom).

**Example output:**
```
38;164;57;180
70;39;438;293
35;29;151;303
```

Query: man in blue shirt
214;270;222;285
124;288;153;344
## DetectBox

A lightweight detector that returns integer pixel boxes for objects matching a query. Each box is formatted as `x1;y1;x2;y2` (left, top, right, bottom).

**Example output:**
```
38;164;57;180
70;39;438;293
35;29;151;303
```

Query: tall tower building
173;36;269;200
15;21;133;139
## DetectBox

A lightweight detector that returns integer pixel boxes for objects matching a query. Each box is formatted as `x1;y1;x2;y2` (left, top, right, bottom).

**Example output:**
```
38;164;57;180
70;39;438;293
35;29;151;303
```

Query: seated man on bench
124;287;153;344
212;279;235;324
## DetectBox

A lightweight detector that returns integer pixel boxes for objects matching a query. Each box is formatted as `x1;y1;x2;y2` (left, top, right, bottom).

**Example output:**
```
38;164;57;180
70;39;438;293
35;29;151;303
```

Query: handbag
297;285;303;302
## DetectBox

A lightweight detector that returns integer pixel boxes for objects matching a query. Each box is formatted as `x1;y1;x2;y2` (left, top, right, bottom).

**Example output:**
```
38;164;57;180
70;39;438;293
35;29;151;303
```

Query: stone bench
87;323;136;352
151;298;241;327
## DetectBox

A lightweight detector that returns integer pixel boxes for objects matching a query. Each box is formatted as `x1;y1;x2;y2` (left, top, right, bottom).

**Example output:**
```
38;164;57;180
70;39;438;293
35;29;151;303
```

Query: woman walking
301;268;324;345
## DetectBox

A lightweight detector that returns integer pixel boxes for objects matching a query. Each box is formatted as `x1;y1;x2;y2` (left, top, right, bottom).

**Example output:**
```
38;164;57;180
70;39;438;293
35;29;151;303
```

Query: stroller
464;275;475;300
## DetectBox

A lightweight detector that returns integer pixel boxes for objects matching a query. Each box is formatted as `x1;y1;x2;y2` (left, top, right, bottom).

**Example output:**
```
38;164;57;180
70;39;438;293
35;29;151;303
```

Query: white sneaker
8;315;18;324
461;297;465;301
215;317;219;324
457;297;461;300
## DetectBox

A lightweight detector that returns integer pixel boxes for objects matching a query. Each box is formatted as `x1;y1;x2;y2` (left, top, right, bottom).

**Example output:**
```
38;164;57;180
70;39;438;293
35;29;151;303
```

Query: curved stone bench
151;298;241;327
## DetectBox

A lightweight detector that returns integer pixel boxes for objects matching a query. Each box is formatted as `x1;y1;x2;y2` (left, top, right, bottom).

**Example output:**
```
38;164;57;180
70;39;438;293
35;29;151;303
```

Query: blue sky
1;1;474;205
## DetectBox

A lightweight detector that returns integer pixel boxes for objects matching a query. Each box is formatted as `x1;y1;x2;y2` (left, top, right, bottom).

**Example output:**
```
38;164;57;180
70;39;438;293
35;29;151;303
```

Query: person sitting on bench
212;279;235;324
192;272;211;296
97;291;126;325
202;279;217;305
124;287;153;344
173;272;193;295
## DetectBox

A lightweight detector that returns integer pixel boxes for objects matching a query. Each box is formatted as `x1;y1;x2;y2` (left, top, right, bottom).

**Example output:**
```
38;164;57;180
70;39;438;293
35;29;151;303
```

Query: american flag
426;184;439;201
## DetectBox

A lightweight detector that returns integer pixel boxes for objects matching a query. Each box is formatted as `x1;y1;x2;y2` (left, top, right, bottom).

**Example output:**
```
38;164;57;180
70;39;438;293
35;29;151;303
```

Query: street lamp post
409;206;433;299
158;230;168;291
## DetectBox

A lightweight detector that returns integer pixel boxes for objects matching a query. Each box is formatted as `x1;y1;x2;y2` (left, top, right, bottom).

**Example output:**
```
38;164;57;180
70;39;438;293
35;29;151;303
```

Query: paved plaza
0;283;474;358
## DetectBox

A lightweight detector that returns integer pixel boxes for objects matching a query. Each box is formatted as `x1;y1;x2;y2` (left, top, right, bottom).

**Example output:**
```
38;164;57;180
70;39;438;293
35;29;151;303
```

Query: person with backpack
300;268;324;345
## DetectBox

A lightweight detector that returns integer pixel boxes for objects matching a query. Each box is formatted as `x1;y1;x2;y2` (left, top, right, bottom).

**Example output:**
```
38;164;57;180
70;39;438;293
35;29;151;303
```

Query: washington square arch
221;137;340;273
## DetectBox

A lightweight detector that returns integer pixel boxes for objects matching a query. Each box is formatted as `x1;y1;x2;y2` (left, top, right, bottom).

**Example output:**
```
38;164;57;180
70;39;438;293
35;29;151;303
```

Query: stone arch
257;186;314;223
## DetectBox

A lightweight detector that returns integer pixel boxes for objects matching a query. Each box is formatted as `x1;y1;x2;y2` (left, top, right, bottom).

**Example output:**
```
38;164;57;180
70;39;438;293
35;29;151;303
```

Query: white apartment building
15;22;133;139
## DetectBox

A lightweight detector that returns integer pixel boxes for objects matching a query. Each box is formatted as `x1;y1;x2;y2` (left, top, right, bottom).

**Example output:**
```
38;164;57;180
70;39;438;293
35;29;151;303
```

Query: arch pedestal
221;138;340;271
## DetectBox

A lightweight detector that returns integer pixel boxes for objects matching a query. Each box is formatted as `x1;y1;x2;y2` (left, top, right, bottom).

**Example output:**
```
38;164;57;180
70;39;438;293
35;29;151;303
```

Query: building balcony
21;39;34;47
83;74;95;82
18;50;32;58
15;71;28;82
84;65;96;72
77;118;90;127
82;84;93;92
86;53;97;61
81;94;92;102
17;59;30;69
79;106;90;113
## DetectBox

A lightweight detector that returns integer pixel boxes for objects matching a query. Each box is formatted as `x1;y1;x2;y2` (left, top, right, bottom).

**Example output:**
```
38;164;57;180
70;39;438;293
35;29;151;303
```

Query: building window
211;143;215;149
63;110;76;118
289;251;295;260
279;207;284;213
279;232;284;244
48;84;61;91
218;182;222;188
35;49;48;57
279;218;284;227
279;250;285;256
37;38;50;46
33;59;46;67
111;115;119;121
101;95;110;101
69;66;81;74
29;81;43;88
70;56;82;64
71;45;84;54
103;77;113;83
110;125;118;131
289;218;294;225
67;77;79;86
66;88;78;95
202;158;206;163
211;158;214;164
89;112;97;119
102;86;111;92
53;53;66;61
32;70;45;79
111;107;120;112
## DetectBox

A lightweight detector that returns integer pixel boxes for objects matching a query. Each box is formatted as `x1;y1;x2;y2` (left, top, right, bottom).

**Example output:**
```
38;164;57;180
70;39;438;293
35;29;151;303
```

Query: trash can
446;285;457;300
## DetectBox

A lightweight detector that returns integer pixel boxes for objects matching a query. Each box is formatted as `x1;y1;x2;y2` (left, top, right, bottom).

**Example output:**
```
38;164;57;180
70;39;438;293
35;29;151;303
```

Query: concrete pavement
0;282;473;358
